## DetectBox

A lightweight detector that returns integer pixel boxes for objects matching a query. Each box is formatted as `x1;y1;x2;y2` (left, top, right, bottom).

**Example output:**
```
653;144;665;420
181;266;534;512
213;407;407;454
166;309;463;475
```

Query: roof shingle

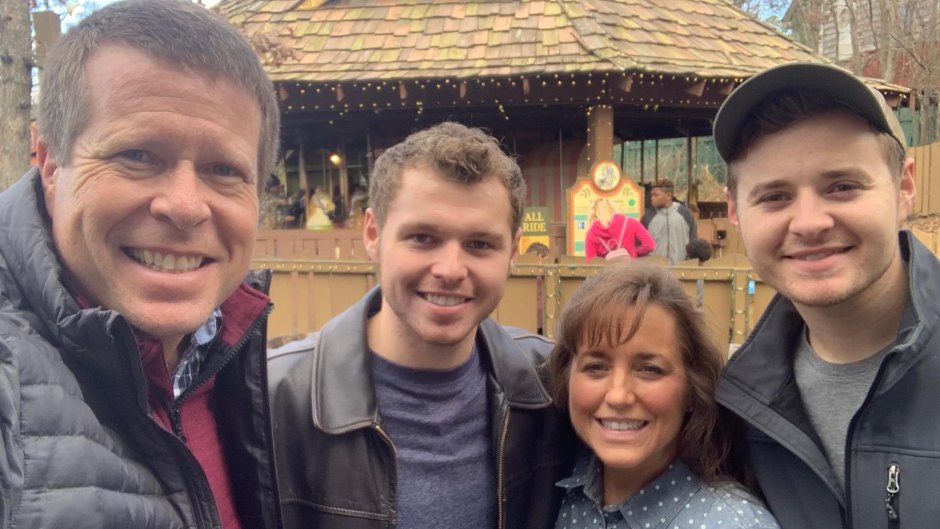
218;0;905;93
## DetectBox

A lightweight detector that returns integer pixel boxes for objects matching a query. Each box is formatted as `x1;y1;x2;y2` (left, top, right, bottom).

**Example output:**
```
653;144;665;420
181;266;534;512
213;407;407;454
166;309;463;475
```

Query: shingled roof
219;0;826;84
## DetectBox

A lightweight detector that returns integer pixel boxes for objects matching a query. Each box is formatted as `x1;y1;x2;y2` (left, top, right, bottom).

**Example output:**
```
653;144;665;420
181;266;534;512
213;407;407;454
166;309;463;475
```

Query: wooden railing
254;253;777;358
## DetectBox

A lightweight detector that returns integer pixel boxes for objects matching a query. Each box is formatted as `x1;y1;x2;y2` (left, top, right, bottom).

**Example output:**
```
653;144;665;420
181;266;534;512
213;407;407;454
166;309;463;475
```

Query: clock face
592;161;621;191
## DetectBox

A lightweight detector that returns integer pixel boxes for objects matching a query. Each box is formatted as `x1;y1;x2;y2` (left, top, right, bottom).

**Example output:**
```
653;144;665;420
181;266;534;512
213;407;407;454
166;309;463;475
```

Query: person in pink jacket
584;198;656;262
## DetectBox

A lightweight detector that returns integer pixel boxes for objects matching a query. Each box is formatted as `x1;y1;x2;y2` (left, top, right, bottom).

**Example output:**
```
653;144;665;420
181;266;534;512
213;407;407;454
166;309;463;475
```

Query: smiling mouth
599;419;647;431
126;248;205;273
423;293;469;307
787;247;851;261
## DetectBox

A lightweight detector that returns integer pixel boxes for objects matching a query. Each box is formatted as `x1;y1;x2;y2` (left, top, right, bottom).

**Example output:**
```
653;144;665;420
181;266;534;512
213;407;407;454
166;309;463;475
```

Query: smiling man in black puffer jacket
0;1;282;527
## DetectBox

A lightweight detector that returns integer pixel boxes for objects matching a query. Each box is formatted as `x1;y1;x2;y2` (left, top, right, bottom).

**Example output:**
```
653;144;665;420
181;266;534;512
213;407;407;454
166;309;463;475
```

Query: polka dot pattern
554;457;780;529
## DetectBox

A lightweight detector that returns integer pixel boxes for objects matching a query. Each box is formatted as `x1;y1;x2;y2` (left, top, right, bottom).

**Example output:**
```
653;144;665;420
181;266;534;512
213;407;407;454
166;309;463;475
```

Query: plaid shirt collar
171;308;223;399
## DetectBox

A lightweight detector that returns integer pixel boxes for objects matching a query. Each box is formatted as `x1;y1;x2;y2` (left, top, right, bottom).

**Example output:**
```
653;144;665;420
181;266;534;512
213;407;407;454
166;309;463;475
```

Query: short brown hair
39;0;280;180
546;263;732;483
369;122;526;232
726;89;905;198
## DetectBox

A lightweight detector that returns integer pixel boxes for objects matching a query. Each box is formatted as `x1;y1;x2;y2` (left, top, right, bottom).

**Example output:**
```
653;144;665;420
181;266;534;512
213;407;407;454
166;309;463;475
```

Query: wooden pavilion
219;0;905;257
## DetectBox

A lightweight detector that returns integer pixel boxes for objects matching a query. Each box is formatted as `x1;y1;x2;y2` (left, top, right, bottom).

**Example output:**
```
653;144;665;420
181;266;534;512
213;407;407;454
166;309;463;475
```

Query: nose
603;370;637;409
788;191;834;239
150;166;211;230
429;241;469;284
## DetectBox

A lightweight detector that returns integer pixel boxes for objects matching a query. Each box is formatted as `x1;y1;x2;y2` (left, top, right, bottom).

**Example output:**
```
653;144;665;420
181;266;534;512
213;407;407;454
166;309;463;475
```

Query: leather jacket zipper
373;423;399;526
496;410;510;529
885;464;900;528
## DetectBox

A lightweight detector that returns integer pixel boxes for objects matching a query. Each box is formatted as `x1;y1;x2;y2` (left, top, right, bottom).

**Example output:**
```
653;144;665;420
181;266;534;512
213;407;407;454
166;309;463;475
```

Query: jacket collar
899;229;940;337
877;231;940;386
717;231;940;490
311;287;551;433
0;169;84;337
722;230;939;401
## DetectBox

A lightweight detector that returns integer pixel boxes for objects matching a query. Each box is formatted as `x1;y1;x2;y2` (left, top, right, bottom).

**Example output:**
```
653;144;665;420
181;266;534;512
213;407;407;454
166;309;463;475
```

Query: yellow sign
567;178;644;257
520;207;550;257
522;207;548;234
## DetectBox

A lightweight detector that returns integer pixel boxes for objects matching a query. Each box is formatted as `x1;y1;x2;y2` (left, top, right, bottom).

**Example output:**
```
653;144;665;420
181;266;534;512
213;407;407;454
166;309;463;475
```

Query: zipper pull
885;464;900;524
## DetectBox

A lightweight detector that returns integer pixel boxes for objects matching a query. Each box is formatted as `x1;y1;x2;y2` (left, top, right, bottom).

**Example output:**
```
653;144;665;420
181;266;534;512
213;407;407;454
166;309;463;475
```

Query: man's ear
36;139;59;217
363;207;380;262
723;186;739;229
509;228;522;268
897;157;916;224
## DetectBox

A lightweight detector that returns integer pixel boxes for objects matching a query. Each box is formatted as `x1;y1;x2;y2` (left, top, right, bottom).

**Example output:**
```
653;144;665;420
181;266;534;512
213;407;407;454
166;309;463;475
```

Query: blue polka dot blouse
554;453;780;529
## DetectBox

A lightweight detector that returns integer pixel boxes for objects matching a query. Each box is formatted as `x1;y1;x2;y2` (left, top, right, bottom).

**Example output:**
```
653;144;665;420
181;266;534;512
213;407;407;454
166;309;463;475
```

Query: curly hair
546;262;733;484
369;122;526;233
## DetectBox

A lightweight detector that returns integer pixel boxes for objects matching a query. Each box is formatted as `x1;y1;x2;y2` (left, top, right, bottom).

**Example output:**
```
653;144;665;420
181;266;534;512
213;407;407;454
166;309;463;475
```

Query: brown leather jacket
268;288;575;529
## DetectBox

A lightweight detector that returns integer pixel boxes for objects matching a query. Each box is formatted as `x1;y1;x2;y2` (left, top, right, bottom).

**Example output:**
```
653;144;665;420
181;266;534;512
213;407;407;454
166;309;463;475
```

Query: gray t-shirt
372;348;495;529
794;331;888;493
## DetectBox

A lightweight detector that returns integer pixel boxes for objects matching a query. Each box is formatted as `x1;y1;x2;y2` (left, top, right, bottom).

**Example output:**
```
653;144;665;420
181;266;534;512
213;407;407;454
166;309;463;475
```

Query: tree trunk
0;0;32;191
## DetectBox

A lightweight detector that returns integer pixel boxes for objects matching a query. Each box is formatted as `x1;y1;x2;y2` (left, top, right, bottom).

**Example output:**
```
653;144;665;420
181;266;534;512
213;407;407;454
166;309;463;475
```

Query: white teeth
425;294;466;307
601;419;646;431
129;248;203;273
800;251;835;261
795;248;848;261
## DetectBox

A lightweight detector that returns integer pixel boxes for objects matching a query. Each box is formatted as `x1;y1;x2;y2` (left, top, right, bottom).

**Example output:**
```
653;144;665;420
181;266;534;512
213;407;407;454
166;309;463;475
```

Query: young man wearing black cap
713;63;939;529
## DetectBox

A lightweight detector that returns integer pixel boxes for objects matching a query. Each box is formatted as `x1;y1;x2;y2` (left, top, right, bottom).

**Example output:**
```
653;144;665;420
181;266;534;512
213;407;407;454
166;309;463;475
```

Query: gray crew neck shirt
794;330;889;494
372;348;495;529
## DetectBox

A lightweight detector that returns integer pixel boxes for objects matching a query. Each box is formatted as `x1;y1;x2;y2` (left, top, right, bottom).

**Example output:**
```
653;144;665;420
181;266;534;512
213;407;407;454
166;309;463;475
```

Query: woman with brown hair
547;263;778;529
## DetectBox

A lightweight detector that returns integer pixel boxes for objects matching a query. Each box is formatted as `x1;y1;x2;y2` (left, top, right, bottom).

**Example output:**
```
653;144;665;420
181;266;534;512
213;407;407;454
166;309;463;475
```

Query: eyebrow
745;180;789;202
746;167;875;202
396;221;506;240
577;349;664;362
396;221;442;235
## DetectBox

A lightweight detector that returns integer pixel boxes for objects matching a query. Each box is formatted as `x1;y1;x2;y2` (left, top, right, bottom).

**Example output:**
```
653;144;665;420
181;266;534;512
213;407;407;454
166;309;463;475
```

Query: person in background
331;184;348;225
284;188;307;228
268;122;574;529
684;238;714;307
584;197;655;262
259;174;287;229
641;179;697;265
713;62;937;529
305;185;335;230
0;0;282;527
348;183;370;228
547;263;779;529
686;238;713;265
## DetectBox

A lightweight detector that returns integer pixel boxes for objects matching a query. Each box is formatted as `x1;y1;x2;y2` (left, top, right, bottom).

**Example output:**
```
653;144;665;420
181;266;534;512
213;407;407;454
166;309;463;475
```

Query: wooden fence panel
256;243;940;352
674;266;735;358
260;260;375;341
257;260;752;357
911;140;940;215
496;271;541;333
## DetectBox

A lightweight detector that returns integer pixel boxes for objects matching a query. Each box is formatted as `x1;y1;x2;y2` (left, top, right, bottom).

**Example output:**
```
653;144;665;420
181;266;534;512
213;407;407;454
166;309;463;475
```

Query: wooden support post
587;105;614;165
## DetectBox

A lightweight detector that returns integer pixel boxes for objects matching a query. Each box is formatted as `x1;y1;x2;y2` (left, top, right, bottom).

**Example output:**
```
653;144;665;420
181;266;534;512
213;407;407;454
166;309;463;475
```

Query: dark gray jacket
717;232;940;529
0;170;281;529
268;288;575;529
